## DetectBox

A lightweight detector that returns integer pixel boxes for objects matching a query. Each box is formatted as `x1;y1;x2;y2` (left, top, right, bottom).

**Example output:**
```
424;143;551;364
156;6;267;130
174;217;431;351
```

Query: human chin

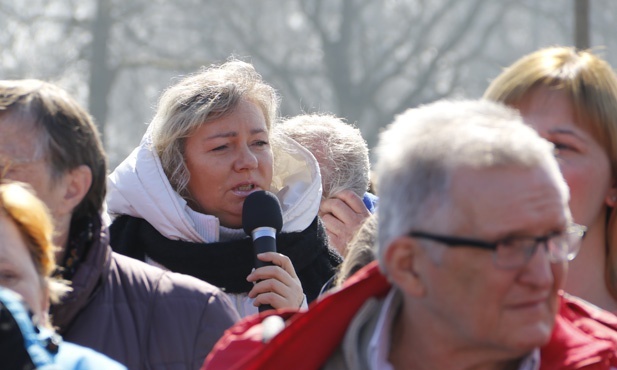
510;319;555;353
503;307;555;350
219;212;243;229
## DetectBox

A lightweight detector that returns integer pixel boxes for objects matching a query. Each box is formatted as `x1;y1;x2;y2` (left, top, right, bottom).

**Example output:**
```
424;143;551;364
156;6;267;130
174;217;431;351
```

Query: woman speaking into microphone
106;59;341;317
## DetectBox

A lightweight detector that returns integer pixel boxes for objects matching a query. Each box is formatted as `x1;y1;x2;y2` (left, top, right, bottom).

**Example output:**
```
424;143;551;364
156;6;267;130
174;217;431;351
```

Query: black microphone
242;190;283;312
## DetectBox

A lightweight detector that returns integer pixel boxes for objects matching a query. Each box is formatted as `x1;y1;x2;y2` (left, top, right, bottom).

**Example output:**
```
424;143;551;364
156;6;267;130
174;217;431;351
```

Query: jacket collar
50;216;111;334
539;295;617;369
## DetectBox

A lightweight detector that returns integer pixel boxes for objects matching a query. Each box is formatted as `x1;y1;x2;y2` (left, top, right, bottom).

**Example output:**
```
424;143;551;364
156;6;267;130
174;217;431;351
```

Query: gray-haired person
204;99;617;370
279;113;377;256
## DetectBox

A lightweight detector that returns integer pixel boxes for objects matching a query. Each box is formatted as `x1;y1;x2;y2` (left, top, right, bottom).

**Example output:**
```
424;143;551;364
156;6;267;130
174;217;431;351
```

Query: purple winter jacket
50;224;240;370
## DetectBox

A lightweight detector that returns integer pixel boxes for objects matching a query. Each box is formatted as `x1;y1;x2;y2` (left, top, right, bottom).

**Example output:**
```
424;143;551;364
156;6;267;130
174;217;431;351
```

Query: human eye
211;144;229;152
493;237;535;268
554;141;580;155
0;269;19;286
549;133;584;157
253;140;269;147
554;142;575;151
498;236;536;254
207;139;232;152
550;140;576;157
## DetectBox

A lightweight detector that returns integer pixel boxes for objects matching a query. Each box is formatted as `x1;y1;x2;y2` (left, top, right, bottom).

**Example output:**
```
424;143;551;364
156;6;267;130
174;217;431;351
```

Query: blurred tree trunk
89;0;114;144
6;0;615;164
574;0;589;49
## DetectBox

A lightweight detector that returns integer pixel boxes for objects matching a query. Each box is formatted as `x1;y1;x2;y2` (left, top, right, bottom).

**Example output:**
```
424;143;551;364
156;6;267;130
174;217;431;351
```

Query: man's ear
606;183;617;208
57;165;92;216
382;236;427;298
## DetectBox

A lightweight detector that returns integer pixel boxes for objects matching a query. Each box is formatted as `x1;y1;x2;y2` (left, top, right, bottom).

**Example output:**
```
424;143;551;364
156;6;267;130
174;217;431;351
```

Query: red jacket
204;261;617;370
541;294;617;369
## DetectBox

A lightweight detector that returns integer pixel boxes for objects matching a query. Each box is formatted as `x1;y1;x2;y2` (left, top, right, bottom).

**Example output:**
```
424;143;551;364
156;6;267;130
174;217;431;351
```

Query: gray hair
374;99;569;266
150;59;280;197
278;113;370;198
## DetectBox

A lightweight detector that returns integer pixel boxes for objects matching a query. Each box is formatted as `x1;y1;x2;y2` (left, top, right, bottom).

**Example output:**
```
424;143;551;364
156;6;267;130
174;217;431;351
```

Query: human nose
519;242;554;287
234;145;258;171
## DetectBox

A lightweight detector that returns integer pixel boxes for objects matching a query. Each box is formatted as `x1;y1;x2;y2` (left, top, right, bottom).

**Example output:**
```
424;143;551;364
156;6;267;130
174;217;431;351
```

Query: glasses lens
547;224;585;262
494;238;536;269
546;234;570;262
565;224;585;260
495;224;587;268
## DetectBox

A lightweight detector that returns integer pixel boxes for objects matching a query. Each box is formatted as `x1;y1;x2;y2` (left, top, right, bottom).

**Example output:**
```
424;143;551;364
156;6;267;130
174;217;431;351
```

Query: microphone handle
253;236;277;268
253;236;276;312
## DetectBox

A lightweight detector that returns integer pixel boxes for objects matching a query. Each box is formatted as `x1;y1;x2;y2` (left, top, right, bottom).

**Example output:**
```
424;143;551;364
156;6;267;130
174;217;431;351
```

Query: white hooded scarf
106;129;323;243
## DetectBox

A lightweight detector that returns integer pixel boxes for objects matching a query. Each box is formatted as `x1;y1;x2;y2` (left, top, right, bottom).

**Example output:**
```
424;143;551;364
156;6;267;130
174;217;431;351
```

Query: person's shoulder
56;341;127;370
109;251;238;316
108;250;165;281
560;293;617;335
203;262;389;370
540;293;617;369
109;251;224;296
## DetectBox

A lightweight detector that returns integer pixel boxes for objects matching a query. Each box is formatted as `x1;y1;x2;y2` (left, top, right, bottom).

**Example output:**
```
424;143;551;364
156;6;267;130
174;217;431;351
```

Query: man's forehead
447;165;568;236
0;115;44;162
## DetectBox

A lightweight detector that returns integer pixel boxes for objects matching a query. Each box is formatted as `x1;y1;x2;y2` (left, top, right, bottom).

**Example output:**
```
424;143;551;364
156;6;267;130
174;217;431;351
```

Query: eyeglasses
0;155;45;179
408;223;587;269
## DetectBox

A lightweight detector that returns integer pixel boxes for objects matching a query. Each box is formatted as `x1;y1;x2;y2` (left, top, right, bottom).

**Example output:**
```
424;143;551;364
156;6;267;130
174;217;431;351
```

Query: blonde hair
484;46;617;301
0;181;70;304
484;46;617;176
150;59;280;199
335;214;377;287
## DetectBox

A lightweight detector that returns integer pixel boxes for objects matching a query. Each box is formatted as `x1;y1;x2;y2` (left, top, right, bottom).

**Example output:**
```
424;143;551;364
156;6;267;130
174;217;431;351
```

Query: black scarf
109;215;341;303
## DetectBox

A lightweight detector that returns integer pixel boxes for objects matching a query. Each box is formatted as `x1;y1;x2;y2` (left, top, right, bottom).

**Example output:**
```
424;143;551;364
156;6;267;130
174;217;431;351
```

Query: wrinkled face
184;99;273;228
514;87;613;231
0;212;46;320
0;116;65;219
419;166;568;355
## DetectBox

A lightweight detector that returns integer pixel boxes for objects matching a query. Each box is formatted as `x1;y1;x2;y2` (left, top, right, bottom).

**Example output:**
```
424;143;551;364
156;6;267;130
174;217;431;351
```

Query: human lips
231;182;262;197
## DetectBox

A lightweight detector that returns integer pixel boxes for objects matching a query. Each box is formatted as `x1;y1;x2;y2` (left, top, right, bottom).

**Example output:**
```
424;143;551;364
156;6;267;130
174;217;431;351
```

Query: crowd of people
1;46;617;370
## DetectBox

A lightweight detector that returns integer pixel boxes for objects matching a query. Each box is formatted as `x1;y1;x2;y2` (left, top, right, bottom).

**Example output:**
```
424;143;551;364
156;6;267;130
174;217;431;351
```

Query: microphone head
242;190;283;235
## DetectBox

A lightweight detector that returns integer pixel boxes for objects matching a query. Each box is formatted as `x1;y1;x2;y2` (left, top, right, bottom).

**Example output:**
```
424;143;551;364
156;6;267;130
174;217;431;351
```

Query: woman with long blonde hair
485;46;617;312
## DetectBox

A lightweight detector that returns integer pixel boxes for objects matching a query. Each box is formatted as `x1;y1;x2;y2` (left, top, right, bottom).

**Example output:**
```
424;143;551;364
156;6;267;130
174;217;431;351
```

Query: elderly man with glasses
204;99;617;370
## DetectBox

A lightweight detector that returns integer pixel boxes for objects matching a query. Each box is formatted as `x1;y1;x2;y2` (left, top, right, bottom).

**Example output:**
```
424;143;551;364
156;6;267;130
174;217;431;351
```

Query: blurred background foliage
1;0;614;167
